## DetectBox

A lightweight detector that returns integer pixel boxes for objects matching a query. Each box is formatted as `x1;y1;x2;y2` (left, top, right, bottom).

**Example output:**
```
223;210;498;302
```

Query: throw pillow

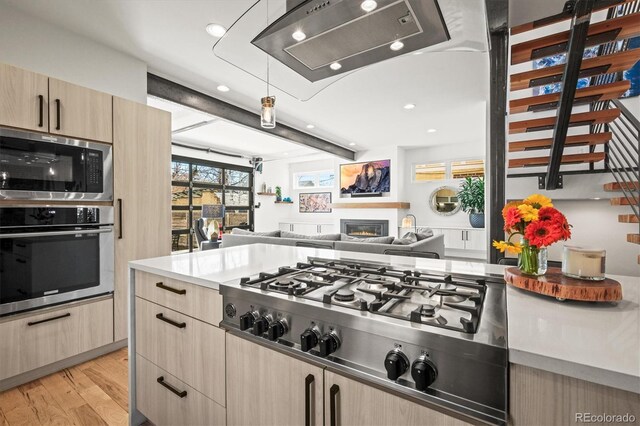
393;232;419;245
415;227;434;240
340;234;395;244
281;231;341;241
231;228;281;237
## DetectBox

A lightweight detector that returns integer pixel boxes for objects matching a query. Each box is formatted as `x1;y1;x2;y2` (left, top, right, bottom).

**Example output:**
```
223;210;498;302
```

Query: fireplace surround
340;219;389;237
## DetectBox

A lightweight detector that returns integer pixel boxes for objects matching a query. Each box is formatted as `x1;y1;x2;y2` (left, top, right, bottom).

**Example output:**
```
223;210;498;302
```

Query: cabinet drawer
135;270;222;325
135;297;225;405
136;354;226;426
0;297;113;380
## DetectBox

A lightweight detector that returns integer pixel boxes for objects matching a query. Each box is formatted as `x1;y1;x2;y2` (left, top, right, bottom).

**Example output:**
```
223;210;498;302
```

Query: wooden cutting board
504;267;622;302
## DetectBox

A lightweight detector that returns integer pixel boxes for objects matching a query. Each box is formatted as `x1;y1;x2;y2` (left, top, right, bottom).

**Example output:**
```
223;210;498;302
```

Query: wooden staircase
604;180;640;262
508;4;639;178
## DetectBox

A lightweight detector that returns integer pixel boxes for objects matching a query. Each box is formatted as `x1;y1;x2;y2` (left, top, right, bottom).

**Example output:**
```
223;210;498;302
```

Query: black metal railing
607;99;640;218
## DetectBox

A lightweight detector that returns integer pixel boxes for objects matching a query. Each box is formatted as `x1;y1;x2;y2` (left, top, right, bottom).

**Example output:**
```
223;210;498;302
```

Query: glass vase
518;241;548;276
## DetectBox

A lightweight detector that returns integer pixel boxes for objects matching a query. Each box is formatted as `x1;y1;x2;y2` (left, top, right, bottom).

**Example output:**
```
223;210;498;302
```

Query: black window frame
171;155;254;252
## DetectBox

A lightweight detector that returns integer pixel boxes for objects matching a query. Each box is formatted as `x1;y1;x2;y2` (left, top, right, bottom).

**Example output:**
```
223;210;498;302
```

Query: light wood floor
0;348;129;426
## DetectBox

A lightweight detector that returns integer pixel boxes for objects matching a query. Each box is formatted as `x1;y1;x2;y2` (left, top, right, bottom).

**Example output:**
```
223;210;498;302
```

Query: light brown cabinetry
226;333;324;426
136;354;226;426
0;297;113;381
510;364;640;426
324;370;470;426
48;78;113;143
0;63;49;132
113;98;171;341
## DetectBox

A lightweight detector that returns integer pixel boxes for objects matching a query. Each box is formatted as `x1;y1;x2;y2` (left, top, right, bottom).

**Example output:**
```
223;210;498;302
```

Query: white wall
0;3;147;103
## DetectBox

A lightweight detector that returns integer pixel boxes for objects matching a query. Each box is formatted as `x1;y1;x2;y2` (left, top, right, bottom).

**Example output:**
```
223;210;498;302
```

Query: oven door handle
0;228;113;239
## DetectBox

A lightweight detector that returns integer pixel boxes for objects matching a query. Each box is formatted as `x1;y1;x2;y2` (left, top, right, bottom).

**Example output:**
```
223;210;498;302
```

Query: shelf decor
493;194;572;276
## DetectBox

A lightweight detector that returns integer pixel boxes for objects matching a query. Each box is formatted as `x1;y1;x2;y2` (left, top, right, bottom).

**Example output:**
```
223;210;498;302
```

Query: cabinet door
279;222;292;232
464;229;487;251
48;78;112;143
443;229;465;249
319;224;335;234
324;370;470;426
226;333;324;426
0;63;49;132
293;223;318;235
113;98;171;341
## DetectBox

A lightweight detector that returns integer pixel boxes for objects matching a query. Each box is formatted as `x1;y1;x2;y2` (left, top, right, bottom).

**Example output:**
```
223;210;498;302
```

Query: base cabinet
324;370;470;426
226;334;324;426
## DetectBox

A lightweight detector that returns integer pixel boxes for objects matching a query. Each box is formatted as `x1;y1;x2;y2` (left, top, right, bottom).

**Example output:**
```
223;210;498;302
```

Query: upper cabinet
49;78;113;143
0;63;49;132
0;63;113;142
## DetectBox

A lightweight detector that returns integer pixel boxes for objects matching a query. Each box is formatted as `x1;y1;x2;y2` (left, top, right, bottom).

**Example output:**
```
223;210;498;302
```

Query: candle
562;246;606;280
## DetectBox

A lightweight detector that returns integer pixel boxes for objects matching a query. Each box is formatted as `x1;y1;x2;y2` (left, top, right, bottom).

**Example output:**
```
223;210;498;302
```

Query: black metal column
545;0;596;189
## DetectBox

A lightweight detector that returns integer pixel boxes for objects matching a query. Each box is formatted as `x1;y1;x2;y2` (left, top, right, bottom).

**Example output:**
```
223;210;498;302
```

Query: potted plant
458;177;485;228
275;186;282;202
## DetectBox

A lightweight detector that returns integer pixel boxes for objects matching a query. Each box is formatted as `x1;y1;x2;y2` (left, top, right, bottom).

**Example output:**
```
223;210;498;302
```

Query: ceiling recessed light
349;142;356;146
205;23;226;38
361;0;378;12
403;103;416;110
390;40;404;51
292;30;306;42
427;128;437;133
306;124;315;129
330;62;342;71
217;85;230;92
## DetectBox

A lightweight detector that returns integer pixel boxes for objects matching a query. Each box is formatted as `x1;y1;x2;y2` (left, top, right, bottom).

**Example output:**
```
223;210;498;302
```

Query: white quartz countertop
129;244;640;393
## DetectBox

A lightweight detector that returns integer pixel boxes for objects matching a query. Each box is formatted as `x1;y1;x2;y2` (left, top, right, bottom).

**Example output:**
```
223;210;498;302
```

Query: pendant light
261;0;276;128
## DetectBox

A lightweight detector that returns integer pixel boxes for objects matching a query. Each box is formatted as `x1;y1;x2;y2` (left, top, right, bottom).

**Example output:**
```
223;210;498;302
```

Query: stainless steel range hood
252;0;450;82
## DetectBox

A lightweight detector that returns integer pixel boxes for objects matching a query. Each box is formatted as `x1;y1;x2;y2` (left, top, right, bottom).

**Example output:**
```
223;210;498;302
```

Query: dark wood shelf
274;201;293;204
257;192;276;196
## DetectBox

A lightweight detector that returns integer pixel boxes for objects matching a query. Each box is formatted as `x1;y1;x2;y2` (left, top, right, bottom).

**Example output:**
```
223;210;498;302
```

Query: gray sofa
220;230;445;258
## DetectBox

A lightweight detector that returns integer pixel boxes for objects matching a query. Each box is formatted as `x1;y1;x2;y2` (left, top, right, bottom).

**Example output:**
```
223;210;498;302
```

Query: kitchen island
128;244;639;426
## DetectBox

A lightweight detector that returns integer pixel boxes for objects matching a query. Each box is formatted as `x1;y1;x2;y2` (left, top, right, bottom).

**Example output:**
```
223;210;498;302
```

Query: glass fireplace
340;219;389;237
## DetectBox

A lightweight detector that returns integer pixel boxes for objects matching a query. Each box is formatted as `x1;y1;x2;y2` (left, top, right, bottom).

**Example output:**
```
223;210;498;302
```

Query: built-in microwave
0;128;112;201
0;206;114;316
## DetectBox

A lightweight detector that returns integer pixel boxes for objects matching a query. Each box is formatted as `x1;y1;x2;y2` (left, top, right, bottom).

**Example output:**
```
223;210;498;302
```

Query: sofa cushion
415;227;434;240
281;231;341;241
231;228;281;237
340;234;395;244
392;233;418;245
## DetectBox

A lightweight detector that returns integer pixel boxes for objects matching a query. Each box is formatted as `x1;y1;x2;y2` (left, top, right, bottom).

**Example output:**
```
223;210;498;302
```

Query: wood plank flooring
0;348;129;426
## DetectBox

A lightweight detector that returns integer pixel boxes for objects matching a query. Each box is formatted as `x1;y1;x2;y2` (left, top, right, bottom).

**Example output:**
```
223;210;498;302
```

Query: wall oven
0;206;114;316
0;128;112;201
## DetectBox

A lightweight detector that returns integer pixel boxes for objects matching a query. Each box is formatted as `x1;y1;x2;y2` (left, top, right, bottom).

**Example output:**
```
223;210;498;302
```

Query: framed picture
340;160;391;195
299;192;332;213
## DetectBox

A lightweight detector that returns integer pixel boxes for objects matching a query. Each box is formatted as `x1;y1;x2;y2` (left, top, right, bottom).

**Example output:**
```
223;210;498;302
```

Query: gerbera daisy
517;204;539;222
524;221;560;247
492;240;522;254
523;194;553;209
503;207;522;230
502;201;519;219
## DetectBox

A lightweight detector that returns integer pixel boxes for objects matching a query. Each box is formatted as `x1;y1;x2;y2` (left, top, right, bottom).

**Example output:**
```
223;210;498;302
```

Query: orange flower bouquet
493;194;571;275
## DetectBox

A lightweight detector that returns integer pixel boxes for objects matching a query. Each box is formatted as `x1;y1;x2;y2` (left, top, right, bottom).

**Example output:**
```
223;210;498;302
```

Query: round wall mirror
429;186;461;216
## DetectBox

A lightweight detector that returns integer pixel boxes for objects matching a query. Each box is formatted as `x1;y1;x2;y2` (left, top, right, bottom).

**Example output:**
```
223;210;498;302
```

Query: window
171;156;253;252
451;160;485;179
414;162;446;181
293;170;335;189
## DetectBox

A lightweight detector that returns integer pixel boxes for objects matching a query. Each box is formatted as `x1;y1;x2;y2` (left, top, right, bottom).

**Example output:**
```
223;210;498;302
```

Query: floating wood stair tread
509;81;631;114
510;0;635;35
511;13;640;65
627;233;640;244
509;109;620;134
610;196;640;205
510;49;640;91
604;181;640;191
508;152;606;168
509;132;611;152
619;214;639;223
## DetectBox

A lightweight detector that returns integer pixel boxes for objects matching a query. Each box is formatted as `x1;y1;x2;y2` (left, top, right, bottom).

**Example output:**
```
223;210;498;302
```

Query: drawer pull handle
156;282;186;295
156;313;186;329
157;376;187;398
55;99;61;130
38;95;44;127
27;312;71;326
329;384;340;426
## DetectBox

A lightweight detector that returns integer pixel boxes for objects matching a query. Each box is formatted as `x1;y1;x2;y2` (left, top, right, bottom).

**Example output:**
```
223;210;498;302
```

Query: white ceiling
1;0;491;158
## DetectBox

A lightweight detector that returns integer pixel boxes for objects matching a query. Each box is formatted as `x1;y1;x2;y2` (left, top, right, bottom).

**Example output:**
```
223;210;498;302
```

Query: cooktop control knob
411;355;438;391
318;331;341;357
384;349;409;381
300;327;321;352
239;311;259;331
267;318;288;341
252;315;272;336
